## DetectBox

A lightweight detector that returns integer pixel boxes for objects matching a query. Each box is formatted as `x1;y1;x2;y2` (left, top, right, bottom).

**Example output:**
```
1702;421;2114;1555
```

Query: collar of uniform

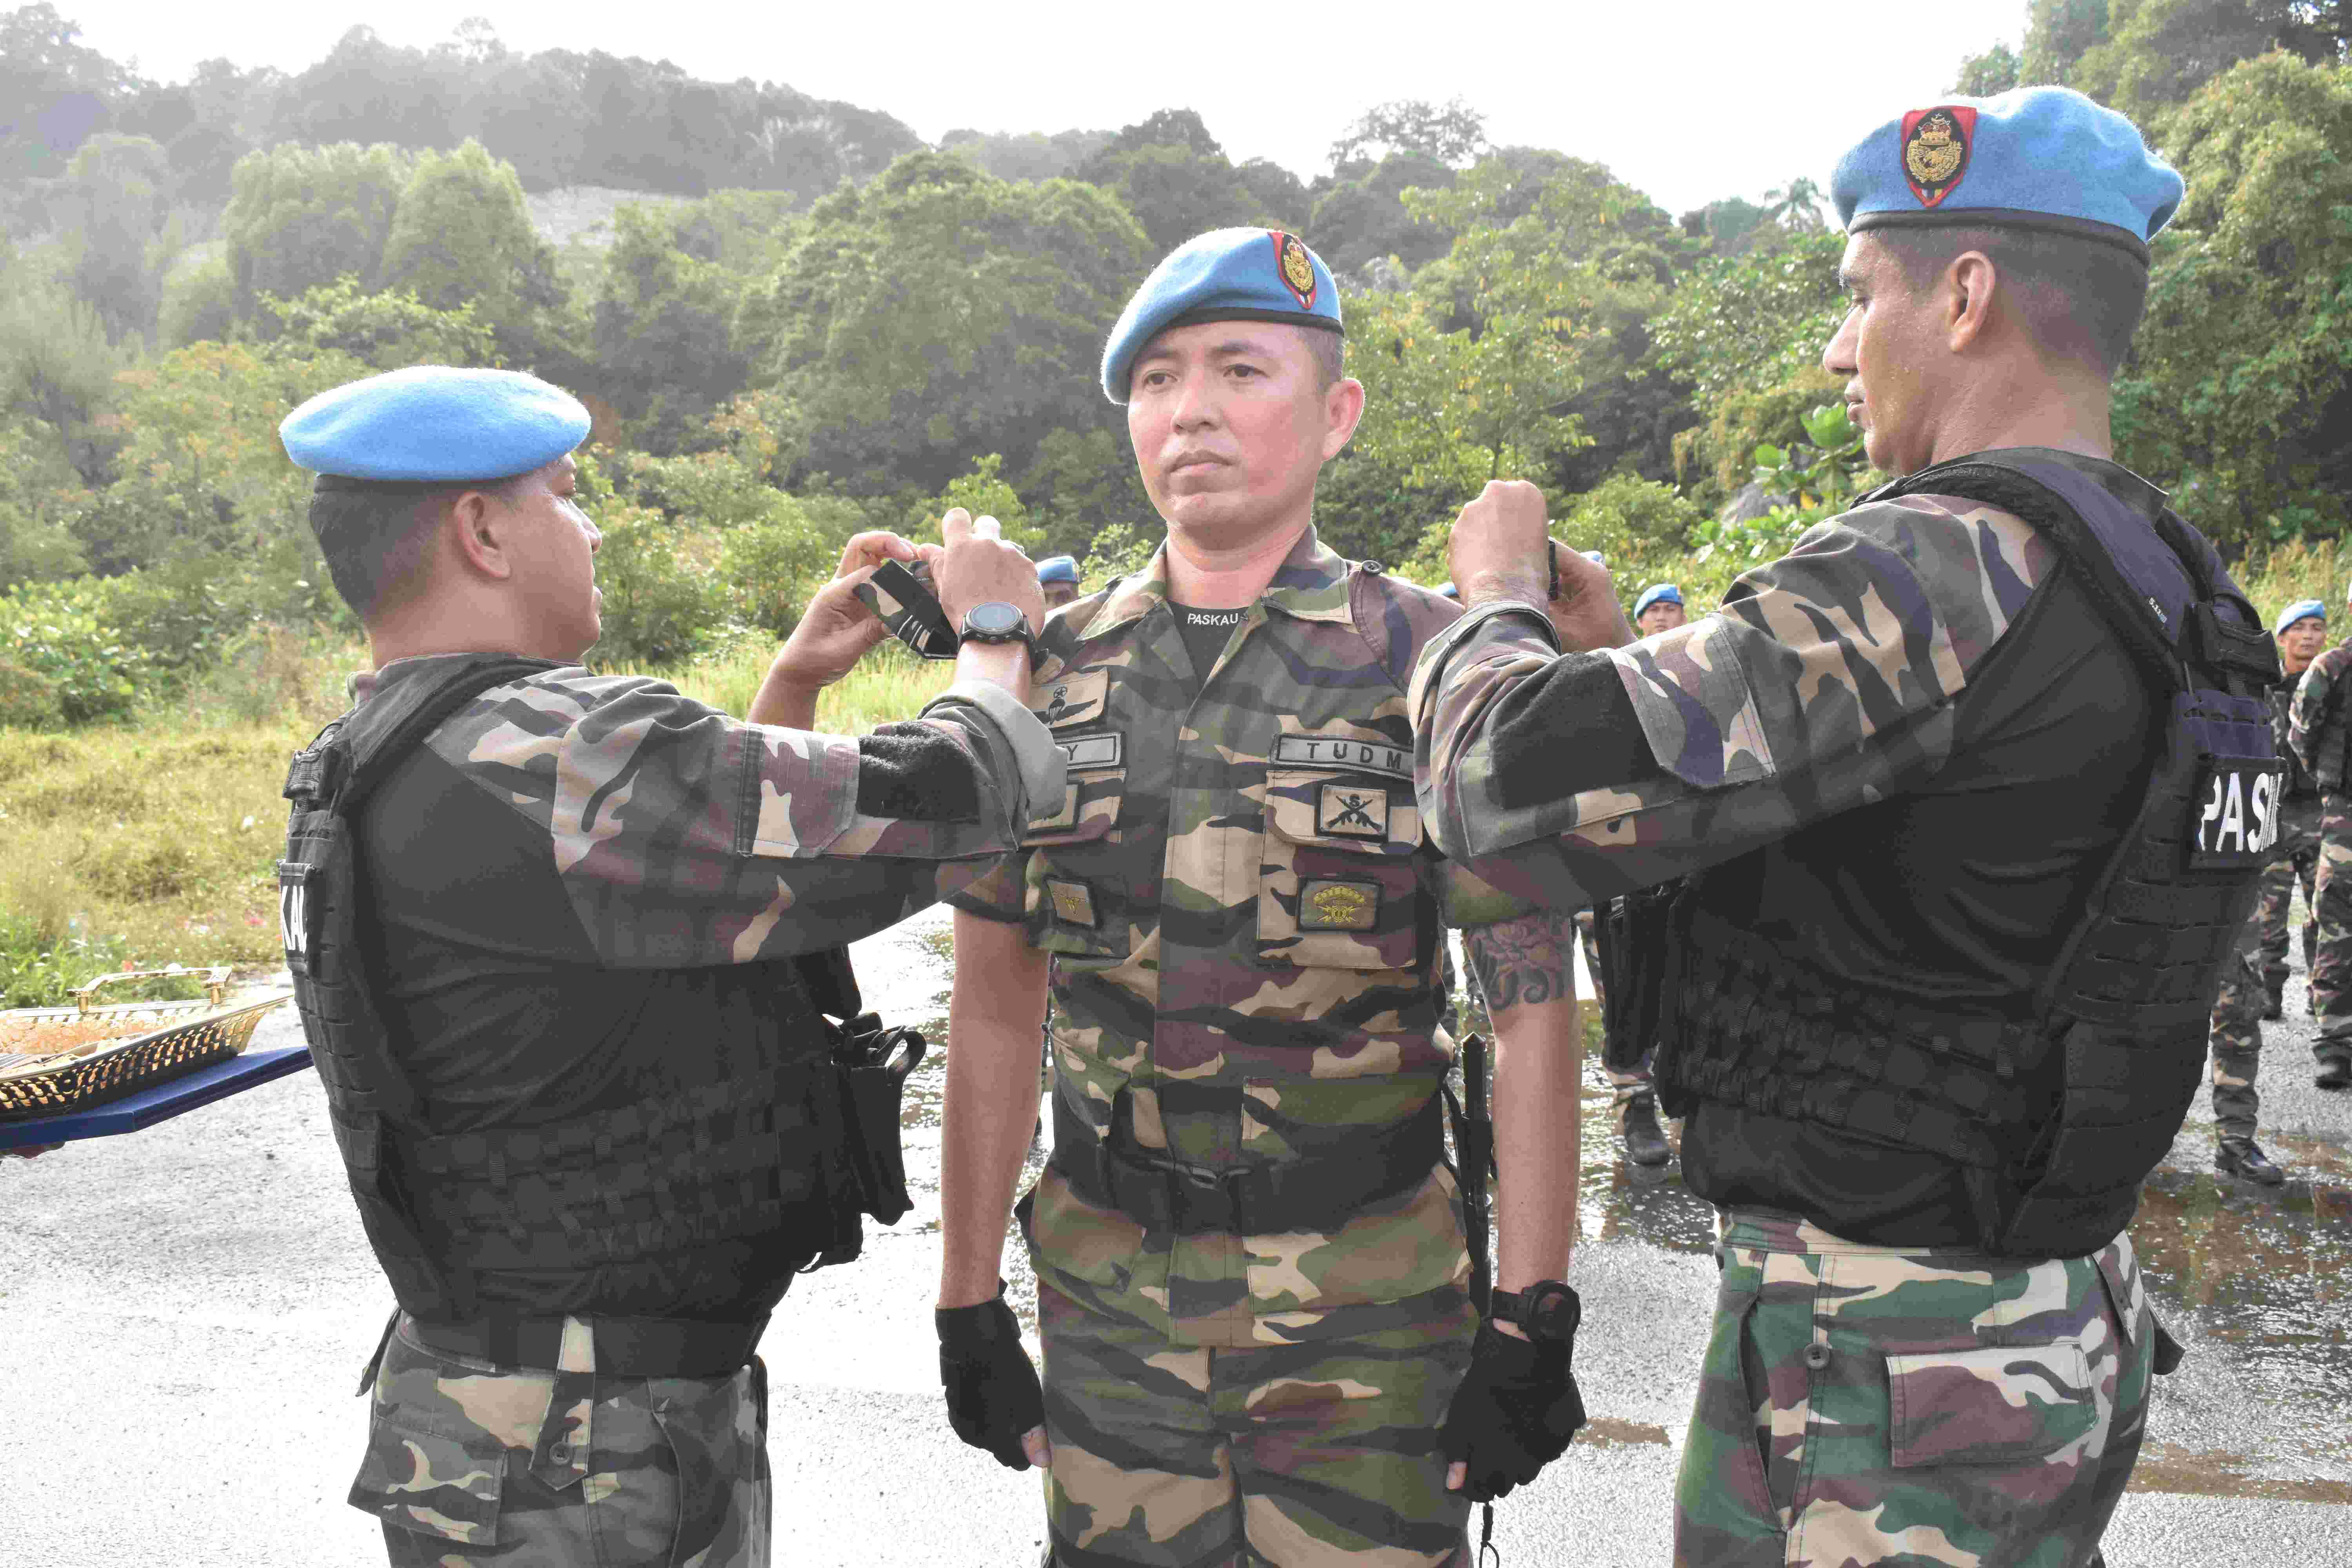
1067;526;1355;642
349;650;579;706
1969;445;2171;524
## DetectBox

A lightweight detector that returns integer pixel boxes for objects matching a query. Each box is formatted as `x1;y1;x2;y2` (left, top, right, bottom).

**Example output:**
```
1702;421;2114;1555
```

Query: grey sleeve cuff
924;678;1067;826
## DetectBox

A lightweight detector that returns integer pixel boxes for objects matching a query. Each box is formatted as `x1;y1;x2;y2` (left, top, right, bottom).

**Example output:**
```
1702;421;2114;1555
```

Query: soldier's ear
1322;377;1366;459
445;489;515;583
1945;251;1998;354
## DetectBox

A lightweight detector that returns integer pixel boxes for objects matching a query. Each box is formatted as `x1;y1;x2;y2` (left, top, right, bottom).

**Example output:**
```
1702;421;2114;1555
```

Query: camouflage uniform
1412;465;2201;1564
951;534;1528;1566
2289;642;2352;1078
1675;1213;2156;1568
336;656;1060;1565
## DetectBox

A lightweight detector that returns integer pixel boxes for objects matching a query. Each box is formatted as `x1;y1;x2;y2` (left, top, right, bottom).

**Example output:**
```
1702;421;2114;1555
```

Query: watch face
967;602;1023;637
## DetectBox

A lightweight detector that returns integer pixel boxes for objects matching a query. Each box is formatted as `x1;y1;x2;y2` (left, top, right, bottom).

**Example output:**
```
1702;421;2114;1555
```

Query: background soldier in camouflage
2288;586;2352;1091
934;230;1587;1566
2256;602;2326;1017
276;367;1062;1567
1415;90;2214;1566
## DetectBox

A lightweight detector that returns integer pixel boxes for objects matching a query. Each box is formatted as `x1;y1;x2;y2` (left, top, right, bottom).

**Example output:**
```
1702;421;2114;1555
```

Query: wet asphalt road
3;906;2348;1567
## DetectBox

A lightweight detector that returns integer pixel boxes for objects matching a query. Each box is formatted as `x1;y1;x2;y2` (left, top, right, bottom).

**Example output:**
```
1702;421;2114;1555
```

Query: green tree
0;283;126;487
1328;99;1488;171
221;141;410;318
2075;0;2349;122
256;277;498;368
740;152;1149;498
1954;40;2026;94
2117;53;2352;541
592;202;754;448
1093;142;1264;253
2019;0;2116;85
1647;227;1845;406
377;139;563;361
49;132;174;338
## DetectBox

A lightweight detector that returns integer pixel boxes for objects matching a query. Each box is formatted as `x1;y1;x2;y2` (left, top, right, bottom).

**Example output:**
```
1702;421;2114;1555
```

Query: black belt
405;1311;769;1379
1051;1091;1443;1236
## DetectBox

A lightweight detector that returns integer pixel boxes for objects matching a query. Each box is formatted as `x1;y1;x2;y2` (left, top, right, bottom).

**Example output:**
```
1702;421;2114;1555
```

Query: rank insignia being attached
1900;106;1976;208
1299;879;1379;931
1274;231;1317;311
1316;782;1389;840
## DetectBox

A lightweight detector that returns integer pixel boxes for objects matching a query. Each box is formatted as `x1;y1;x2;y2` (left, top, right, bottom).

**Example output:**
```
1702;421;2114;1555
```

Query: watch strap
1491;1279;1581;1345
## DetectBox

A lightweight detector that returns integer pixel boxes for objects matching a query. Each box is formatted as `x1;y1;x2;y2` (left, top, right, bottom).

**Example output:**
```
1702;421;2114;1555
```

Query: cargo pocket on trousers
349;1405;506;1546
1257;770;1422;970
1886;1343;2098;1468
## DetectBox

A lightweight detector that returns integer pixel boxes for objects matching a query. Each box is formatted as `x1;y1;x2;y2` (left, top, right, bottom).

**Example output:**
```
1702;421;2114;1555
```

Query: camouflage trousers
1037;1281;1476;1566
2255;794;2321;993
1673;1211;2154;1568
2311;796;2352;1064
354;1313;770;1567
1575;907;1651;1105
2206;909;2269;1141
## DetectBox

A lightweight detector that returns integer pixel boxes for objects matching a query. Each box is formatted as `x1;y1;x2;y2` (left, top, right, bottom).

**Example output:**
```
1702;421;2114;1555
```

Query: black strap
405;1310;771;1379
1051;1093;1443;1236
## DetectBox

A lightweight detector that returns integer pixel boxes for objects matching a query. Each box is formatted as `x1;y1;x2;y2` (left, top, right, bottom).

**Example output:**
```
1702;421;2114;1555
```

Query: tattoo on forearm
1465;913;1572;1015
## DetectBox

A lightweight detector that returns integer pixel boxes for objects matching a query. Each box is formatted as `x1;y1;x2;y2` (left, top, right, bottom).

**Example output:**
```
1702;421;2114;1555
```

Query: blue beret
1102;228;1342;403
1633;584;1684;618
2276;600;2327;637
281;366;591;483
1437;582;1460;599
1833;87;2182;264
1579;550;1606;565
1036;555;1080;585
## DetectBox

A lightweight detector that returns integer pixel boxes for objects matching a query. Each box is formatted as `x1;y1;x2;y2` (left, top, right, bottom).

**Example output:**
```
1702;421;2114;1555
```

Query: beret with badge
281;365;591;486
1633;584;1683;618
1036;555;1081;586
1101;227;1343;403
1831;85;2184;265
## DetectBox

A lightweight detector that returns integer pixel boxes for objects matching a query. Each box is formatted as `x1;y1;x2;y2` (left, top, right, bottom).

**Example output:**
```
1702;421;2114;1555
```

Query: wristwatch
1490;1279;1581;1347
960;601;1036;656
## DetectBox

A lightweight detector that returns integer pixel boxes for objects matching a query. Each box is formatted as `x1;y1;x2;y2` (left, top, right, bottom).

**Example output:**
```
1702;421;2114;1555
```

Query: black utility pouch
830;1014;927;1225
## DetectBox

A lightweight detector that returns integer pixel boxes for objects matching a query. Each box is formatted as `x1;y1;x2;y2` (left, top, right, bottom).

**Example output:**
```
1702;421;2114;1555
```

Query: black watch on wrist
1490;1279;1581;1347
959;601;1036;657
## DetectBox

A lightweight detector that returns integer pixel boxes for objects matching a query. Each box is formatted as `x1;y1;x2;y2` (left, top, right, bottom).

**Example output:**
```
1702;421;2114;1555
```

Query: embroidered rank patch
1271;734;1411;779
1029;782;1079;835
1317;782;1389;839
2189;757;2286;869
1900;105;1976;209
1299;878;1379;931
1047;878;1098;928
1273;230;1316;310
1035;668;1109;728
1057;732;1123;771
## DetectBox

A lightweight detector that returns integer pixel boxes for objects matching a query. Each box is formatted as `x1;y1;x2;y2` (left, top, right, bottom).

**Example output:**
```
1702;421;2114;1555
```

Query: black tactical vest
1650;454;2280;1258
278;657;864;1324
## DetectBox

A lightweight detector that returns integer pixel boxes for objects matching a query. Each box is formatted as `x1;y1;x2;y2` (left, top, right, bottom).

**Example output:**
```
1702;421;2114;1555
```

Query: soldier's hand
936;1290;1049;1470
1448;481;1554;614
1441;1322;1586;1501
934;509;1044;631
771;530;927;690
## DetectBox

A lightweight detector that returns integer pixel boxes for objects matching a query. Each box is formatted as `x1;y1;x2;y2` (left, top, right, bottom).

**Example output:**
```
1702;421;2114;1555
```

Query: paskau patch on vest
1299;879;1379;931
2189;757;2286;869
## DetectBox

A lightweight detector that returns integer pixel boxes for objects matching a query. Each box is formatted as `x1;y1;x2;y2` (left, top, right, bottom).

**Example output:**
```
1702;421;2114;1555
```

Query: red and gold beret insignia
1900;106;1977;209
1272;230;1317;310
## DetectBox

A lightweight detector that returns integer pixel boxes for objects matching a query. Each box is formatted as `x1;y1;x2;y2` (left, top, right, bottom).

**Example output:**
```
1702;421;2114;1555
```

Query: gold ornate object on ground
0;968;289;1120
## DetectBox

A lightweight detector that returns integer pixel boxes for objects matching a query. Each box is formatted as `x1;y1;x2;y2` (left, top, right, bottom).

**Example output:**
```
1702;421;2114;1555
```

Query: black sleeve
1485;650;1671;811
856;722;982;822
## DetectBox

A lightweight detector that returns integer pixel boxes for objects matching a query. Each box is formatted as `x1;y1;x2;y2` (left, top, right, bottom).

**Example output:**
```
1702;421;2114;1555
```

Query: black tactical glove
1441;1321;1587;1502
936;1287;1045;1470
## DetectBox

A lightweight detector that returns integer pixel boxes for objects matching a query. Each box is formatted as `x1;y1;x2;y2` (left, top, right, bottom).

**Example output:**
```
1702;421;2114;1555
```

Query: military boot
2216;1136;2286;1185
1621;1091;1670;1167
2318;1056;2351;1091
2262;981;2285;1021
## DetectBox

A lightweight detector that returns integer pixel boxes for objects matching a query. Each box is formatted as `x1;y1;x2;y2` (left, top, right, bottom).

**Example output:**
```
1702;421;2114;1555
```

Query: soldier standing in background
1416;89;2270;1565
274;365;1062;1567
1631;583;1687;635
1039;554;1083;612
2290;584;2352;1090
934;230;1588;1564
2201;599;2328;1185
2258;600;2327;1017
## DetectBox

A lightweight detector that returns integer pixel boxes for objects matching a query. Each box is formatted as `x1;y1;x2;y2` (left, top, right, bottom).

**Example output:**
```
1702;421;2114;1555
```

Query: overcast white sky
69;1;2021;216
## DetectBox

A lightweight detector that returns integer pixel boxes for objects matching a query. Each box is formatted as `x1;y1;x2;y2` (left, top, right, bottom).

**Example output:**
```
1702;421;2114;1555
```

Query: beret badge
1901;106;1976;208
1274;231;1317;310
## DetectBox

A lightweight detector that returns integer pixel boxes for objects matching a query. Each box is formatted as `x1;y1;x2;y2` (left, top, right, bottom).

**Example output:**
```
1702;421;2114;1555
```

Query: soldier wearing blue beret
2287;584;2352;1091
1631;583;1686;635
1426;88;2278;1564
1035;553;1082;611
938;228;1588;1562
276;365;1062;1567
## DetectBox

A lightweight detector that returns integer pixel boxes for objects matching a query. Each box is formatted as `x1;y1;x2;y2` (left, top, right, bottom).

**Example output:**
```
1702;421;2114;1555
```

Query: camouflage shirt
951;531;1526;1349
2289;640;2352;793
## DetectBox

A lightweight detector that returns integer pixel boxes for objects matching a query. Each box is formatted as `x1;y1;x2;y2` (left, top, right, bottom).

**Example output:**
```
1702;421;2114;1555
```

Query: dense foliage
1;3;2347;732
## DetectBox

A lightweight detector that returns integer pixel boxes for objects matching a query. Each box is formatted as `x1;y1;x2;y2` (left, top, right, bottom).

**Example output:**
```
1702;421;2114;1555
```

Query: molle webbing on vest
1653;454;2278;1258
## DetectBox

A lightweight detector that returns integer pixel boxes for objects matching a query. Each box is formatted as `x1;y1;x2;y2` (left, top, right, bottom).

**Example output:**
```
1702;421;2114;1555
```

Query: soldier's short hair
1306;327;1345;391
309;478;521;620
1876;226;2148;380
